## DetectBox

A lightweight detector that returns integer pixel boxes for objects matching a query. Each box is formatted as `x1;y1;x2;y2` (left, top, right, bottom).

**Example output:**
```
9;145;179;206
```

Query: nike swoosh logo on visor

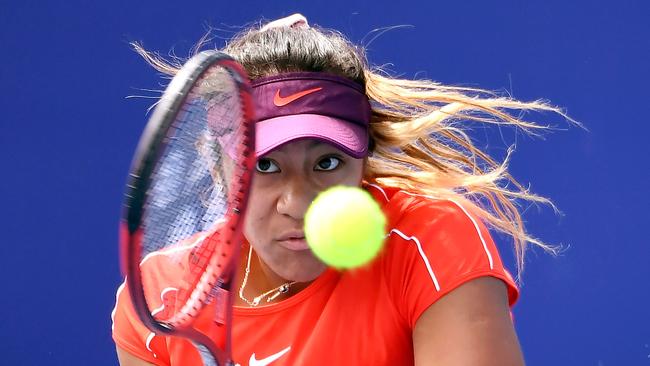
273;87;322;107
249;346;291;366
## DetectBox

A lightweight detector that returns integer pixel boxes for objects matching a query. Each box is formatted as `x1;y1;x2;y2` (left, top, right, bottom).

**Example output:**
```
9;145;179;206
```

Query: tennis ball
304;186;386;269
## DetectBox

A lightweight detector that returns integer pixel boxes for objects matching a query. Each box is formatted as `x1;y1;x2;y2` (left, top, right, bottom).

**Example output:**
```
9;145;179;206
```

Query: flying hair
131;20;579;281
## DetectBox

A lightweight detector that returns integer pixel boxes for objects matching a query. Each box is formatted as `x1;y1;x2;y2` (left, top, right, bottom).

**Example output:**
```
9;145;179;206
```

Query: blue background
1;0;648;364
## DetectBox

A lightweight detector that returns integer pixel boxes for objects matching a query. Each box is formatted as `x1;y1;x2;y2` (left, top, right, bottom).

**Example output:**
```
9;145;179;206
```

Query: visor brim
256;114;369;158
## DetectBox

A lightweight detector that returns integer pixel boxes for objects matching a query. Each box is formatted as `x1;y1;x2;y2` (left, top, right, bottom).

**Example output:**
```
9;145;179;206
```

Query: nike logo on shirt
248;346;291;366
273;87;322;106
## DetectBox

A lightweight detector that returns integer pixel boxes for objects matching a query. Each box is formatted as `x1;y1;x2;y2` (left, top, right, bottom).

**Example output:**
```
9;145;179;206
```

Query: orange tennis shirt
112;184;519;365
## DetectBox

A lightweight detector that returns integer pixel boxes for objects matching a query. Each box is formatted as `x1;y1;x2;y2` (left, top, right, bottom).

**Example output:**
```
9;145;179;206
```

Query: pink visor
251;72;371;158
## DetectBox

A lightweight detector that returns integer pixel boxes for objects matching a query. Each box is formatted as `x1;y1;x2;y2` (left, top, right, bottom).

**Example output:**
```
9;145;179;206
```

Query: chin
288;265;327;282
273;252;328;282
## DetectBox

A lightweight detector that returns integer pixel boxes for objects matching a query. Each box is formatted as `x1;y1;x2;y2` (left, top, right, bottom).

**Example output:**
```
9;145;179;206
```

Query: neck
234;245;311;307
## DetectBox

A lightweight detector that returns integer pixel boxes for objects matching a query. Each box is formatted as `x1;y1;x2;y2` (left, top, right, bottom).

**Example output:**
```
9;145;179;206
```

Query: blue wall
1;0;648;364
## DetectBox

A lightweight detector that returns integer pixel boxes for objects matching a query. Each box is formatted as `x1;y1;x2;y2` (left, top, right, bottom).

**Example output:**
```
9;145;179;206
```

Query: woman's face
244;139;365;282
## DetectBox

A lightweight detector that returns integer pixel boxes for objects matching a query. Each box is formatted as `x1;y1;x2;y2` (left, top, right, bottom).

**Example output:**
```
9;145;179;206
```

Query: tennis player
113;14;566;365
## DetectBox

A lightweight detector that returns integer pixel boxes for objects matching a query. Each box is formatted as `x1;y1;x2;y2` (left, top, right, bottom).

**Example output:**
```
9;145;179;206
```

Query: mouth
276;231;310;251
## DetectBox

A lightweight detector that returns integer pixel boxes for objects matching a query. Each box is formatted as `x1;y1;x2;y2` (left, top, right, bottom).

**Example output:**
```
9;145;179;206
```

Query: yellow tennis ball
304;186;386;269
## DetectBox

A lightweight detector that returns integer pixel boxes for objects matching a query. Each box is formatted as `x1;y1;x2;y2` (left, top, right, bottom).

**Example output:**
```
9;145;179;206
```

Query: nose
276;176;314;220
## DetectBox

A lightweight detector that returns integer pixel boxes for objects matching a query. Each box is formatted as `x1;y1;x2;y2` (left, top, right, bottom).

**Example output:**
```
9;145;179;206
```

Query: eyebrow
306;140;326;151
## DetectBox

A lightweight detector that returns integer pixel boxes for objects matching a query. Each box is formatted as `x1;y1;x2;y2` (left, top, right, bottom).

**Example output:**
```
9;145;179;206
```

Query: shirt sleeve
111;280;170;365
381;195;519;329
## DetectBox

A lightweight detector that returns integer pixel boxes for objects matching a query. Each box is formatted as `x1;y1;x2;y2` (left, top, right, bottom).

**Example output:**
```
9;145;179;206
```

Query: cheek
242;210;259;244
243;179;274;242
336;159;365;185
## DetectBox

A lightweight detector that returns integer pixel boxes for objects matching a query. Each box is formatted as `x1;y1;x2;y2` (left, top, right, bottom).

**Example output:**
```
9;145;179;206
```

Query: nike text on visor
251;72;372;158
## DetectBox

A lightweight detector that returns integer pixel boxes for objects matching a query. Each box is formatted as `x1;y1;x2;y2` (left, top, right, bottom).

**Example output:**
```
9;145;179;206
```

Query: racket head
120;50;254;365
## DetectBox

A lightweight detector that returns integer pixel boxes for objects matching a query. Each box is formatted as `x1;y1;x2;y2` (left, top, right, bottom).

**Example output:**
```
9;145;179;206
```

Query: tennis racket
120;50;255;366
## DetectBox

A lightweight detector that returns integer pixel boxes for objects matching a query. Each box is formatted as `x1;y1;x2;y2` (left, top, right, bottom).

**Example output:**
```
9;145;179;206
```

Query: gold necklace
238;245;296;307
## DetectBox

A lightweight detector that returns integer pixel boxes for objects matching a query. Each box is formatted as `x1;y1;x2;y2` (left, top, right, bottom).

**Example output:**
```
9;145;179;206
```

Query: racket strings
140;64;249;326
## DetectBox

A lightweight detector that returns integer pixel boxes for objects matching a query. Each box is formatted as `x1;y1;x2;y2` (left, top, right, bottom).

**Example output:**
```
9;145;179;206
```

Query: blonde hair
132;23;576;279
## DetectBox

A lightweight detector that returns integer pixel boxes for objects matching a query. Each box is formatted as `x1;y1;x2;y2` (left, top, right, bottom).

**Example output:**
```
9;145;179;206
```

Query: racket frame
120;50;255;366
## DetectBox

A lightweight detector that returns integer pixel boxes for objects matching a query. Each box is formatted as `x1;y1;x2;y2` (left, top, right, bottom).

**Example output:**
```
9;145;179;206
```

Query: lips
276;230;310;251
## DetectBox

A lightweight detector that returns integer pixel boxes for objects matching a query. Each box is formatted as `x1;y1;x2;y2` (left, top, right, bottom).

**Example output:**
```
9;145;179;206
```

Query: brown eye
315;156;341;171
256;158;280;173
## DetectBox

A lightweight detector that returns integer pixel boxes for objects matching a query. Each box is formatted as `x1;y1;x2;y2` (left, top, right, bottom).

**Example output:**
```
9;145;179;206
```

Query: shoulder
365;183;519;327
366;182;473;221
366;183;493;257
112;232;210;364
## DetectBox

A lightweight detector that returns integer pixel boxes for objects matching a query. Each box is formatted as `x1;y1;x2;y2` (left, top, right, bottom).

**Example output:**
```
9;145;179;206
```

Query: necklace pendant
266;291;282;302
